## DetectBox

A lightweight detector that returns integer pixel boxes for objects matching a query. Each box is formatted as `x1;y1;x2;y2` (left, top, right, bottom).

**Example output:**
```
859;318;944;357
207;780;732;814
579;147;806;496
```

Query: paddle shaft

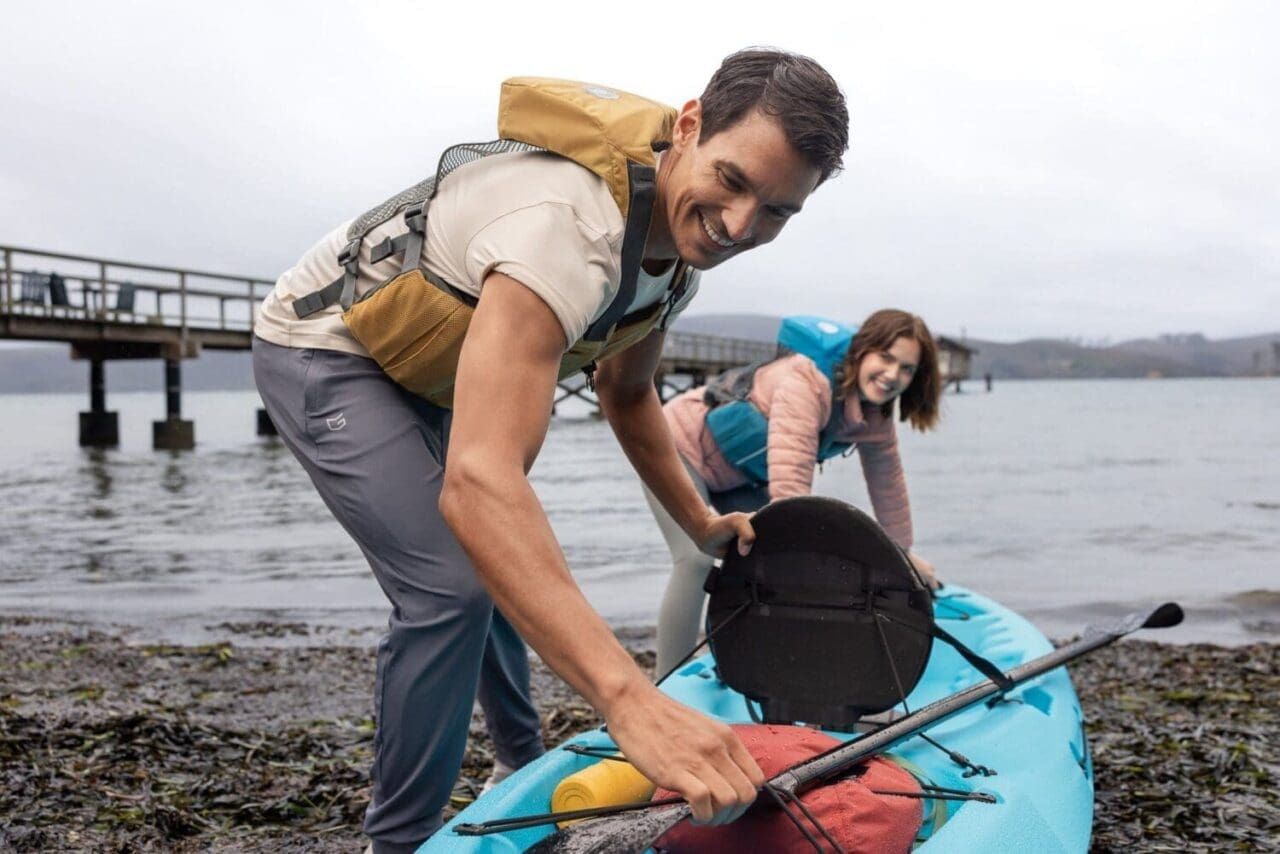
778;613;1143;792
528;602;1181;853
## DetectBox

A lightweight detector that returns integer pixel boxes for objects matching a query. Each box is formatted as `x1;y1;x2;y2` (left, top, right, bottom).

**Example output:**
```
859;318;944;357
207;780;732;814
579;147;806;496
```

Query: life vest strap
583;160;655;342
291;275;344;319
368;203;428;273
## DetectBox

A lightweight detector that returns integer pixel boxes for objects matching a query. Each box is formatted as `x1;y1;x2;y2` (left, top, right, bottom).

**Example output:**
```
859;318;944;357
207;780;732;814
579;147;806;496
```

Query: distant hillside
671;314;1280;380
963;337;1203;379
0;345;254;394
672;312;781;341
1111;333;1280;376
1;321;1276;393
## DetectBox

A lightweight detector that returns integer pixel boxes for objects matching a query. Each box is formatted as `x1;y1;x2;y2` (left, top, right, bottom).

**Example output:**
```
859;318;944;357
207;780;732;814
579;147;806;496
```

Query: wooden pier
937;335;981;391
553;332;777;411
2;245;273;449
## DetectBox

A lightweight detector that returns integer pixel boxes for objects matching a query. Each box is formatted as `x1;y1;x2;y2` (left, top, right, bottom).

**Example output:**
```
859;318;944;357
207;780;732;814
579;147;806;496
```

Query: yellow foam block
551;759;656;827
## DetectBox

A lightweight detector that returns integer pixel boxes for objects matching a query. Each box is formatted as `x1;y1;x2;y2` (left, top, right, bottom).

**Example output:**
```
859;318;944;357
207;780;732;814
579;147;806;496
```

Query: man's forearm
600;385;710;537
439;458;647;714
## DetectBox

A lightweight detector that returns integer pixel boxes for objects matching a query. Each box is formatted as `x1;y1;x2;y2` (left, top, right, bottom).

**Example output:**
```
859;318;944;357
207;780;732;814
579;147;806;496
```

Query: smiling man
252;48;848;853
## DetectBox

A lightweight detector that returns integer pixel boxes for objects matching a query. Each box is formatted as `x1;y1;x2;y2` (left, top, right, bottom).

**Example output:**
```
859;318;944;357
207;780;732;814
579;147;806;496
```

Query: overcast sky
3;0;1276;341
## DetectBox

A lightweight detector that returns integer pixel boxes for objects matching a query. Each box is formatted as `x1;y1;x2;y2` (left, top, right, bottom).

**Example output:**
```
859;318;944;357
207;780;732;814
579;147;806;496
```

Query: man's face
653;102;823;270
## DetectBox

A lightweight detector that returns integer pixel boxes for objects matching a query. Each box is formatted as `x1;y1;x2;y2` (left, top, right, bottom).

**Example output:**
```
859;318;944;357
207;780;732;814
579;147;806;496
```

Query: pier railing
660;331;776;370
1;245;274;340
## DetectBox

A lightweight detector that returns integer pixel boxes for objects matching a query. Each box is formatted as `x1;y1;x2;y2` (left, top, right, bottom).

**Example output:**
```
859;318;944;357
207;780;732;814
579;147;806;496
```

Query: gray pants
253;338;544;853
643;459;768;677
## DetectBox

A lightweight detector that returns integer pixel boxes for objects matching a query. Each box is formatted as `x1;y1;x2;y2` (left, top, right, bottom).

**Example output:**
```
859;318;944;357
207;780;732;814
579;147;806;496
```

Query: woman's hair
837;309;942;432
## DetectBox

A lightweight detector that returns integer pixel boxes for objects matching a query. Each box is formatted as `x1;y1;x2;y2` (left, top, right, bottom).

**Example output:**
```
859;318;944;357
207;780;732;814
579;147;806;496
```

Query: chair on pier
48;273;70;308
114;281;137;314
17;272;71;312
17;271;48;305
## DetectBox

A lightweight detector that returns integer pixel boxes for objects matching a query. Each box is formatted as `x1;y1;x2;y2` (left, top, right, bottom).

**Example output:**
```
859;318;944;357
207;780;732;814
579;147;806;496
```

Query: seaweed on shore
1079;641;1279;853
0;627;1274;852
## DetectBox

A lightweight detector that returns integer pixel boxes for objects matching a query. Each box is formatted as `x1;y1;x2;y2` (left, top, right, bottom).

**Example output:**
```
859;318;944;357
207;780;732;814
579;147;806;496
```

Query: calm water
0;379;1276;646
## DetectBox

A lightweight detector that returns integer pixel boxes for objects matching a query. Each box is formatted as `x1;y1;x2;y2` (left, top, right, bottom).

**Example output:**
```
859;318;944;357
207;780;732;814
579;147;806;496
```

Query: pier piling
256;408;278;437
152;358;195;450
78;357;119;447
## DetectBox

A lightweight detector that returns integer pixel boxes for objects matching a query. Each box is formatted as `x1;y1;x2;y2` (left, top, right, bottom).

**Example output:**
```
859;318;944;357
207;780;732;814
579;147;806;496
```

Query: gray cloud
3;0;1276;341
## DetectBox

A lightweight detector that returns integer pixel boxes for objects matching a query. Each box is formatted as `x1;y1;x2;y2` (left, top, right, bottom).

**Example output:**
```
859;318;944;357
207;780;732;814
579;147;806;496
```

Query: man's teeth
701;214;735;249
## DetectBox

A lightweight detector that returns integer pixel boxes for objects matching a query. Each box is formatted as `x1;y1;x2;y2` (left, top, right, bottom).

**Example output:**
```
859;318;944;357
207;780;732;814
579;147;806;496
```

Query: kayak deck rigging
427;586;1098;853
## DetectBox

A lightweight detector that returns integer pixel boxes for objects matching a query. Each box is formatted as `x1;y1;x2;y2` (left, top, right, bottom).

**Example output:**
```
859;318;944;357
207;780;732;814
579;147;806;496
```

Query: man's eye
766;206;790;220
718;169;742;191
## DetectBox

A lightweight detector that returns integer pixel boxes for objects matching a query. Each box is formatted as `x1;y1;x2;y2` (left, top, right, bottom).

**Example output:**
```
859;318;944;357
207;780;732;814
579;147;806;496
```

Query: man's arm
594;328;754;558
439;273;763;824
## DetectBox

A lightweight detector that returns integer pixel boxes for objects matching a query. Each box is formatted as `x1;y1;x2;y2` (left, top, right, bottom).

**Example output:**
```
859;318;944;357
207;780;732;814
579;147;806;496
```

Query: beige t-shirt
255;150;699;356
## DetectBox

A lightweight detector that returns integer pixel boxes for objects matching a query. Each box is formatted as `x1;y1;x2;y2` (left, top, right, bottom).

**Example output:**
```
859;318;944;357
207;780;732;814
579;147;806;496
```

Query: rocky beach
1;619;1275;853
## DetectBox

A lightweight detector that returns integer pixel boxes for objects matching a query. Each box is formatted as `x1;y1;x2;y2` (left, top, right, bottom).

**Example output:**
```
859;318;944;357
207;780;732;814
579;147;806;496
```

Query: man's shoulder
440;150;622;231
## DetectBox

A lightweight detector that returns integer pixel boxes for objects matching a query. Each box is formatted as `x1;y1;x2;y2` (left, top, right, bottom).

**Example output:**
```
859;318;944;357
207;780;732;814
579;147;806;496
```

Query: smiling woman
647;309;943;676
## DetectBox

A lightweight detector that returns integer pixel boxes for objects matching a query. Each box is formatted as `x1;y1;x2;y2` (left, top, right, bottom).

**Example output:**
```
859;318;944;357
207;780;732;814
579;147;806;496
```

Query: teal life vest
703;316;857;484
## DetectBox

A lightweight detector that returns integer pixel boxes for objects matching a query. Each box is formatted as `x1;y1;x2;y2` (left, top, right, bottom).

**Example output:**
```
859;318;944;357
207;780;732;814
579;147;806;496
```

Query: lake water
0;378;1276;647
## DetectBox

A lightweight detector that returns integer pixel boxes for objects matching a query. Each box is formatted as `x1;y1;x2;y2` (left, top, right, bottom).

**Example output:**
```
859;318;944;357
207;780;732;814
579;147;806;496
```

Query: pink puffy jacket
664;354;913;548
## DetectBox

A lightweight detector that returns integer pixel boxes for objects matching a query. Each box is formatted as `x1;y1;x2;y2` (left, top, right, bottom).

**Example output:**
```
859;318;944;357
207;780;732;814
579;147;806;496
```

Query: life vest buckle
403;203;426;231
337;239;361;268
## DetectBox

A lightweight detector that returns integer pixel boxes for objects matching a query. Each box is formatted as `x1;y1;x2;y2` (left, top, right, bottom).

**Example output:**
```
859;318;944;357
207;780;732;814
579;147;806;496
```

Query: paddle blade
525;803;690;854
1142;602;1184;629
1086;601;1184;639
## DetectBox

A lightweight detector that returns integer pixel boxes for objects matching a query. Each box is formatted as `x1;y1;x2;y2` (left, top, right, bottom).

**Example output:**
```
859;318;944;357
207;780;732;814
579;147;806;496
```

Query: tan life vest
290;77;692;408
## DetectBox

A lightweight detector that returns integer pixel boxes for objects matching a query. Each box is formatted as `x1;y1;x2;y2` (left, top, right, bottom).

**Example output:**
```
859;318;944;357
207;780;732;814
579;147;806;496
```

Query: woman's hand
908;551;940;589
689;510;756;560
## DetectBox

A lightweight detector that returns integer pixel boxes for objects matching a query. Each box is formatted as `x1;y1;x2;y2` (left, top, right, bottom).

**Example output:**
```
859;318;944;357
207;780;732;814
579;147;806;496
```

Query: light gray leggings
253;339;543;853
643;459;769;676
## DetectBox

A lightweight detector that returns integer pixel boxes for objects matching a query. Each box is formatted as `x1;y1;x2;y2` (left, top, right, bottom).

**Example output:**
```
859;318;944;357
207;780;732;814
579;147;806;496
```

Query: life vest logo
583;85;620;101
817;321;841;335
326;413;347;431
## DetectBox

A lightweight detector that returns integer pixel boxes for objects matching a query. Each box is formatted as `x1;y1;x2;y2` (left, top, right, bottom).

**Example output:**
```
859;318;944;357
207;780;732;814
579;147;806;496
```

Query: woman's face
857;336;922;405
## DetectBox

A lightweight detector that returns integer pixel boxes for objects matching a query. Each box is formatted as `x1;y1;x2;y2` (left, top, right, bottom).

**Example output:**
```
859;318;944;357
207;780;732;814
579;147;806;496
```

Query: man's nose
722;200;759;243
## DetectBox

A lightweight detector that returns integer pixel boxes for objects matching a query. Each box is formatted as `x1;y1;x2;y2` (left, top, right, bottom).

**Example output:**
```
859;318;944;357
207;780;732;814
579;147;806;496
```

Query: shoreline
1;619;1275;852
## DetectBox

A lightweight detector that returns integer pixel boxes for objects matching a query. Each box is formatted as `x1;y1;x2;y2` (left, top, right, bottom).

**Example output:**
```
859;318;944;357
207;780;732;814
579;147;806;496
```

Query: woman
646;309;942;676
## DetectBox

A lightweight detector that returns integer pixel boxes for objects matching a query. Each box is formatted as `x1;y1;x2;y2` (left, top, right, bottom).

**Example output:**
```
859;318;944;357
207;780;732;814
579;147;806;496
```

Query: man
253;48;848;853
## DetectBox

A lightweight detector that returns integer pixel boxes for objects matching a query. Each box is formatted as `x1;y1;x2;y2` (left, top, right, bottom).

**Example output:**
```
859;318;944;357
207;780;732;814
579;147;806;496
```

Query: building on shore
937;336;979;391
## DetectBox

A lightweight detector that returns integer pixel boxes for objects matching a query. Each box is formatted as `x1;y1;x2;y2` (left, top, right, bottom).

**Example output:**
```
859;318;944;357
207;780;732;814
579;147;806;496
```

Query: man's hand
689;509;755;559
908;551;939;589
604;680;764;825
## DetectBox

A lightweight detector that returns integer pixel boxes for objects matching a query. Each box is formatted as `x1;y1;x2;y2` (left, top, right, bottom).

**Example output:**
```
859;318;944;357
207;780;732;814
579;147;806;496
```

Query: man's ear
672;99;702;151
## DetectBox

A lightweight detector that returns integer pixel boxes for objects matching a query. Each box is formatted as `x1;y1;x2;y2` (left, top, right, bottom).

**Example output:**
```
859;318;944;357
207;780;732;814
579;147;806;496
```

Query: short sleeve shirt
255;150;699;356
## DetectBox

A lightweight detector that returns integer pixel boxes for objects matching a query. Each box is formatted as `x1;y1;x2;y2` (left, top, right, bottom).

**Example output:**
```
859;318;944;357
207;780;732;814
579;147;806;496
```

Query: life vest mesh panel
345;140;543;244
706;496;934;730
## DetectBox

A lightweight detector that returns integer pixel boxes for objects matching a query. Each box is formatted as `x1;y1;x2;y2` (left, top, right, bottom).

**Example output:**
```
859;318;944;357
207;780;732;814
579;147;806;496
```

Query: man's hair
838;309;942;432
699;47;849;184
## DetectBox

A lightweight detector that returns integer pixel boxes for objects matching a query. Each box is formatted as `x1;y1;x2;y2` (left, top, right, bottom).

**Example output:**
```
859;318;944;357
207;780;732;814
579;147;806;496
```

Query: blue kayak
423;585;1094;853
